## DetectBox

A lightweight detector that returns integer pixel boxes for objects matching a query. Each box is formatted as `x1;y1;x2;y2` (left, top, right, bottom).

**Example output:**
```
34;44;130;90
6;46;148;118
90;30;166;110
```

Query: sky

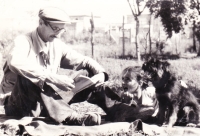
0;0;133;23
0;0;151;32
63;0;132;23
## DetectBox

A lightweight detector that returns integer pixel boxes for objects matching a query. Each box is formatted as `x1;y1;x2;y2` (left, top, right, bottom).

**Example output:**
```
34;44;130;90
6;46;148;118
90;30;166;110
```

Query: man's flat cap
39;7;71;24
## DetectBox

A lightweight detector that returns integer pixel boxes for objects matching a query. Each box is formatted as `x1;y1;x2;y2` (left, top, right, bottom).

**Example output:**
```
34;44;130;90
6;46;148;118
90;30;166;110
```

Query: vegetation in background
126;0;148;62
148;0;200;56
149;0;186;38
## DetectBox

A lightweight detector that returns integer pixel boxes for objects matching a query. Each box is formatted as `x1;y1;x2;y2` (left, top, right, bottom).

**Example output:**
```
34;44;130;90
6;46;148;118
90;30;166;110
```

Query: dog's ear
147;56;156;63
147;56;152;61
142;61;148;71
153;58;158;63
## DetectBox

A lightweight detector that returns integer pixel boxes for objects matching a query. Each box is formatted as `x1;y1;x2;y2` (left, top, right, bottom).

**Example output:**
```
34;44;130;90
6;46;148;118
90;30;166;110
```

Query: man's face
40;20;66;42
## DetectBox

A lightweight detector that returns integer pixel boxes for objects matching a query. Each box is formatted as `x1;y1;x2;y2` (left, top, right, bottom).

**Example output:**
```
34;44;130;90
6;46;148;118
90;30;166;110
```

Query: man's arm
7;35;75;91
8;35;48;88
59;42;108;82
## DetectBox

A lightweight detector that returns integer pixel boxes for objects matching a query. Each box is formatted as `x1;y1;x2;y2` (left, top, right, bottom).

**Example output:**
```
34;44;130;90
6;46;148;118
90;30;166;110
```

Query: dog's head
141;58;170;87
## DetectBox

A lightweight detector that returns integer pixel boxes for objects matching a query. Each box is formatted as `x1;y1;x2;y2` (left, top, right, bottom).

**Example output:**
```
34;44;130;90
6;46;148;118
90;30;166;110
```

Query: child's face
121;72;139;94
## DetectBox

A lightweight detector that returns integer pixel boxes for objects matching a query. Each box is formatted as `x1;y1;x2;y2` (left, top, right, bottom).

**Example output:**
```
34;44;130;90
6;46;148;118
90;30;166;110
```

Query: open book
46;75;96;103
72;75;96;94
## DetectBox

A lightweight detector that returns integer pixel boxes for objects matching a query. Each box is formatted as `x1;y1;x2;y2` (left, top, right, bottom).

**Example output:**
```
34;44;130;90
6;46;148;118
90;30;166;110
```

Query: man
0;7;108;126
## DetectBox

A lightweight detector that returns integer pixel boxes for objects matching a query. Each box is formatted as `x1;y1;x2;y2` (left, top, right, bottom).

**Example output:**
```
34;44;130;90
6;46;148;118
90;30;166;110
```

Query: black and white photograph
0;0;200;135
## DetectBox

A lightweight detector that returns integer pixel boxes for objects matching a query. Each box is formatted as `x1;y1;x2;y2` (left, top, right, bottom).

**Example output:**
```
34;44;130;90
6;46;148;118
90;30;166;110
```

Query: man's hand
46;74;75;91
90;73;105;87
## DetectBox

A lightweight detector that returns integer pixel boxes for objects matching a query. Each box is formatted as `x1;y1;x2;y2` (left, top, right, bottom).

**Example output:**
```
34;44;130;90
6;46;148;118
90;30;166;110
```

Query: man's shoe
80;112;101;126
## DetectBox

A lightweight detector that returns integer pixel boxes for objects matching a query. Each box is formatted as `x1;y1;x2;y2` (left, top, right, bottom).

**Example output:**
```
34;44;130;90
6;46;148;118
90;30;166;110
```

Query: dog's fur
141;58;200;127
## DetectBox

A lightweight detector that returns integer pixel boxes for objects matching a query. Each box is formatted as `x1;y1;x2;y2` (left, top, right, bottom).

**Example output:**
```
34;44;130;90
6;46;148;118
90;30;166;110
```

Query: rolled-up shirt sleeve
7;35;49;88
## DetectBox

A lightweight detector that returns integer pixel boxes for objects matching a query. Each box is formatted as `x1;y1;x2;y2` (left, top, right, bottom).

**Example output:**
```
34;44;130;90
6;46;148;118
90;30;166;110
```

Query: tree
122;16;125;57
149;0;200;56
189;0;200;55
127;0;198;59
148;13;152;54
126;0;184;60
149;0;187;38
127;0;149;62
90;13;94;58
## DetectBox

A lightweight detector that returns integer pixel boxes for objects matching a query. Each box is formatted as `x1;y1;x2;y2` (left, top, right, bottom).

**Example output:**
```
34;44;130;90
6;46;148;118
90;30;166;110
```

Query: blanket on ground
0;115;199;136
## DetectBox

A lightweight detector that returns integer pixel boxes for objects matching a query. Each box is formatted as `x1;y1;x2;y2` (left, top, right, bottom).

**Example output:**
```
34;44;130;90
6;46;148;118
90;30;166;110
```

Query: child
120;66;158;117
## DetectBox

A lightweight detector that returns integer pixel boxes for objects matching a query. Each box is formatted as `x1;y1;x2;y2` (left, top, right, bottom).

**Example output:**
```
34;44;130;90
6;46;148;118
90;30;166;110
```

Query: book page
72;75;96;94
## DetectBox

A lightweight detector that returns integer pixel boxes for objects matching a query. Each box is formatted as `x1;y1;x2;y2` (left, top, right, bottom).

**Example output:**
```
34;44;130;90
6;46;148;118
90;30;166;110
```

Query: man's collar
36;29;49;54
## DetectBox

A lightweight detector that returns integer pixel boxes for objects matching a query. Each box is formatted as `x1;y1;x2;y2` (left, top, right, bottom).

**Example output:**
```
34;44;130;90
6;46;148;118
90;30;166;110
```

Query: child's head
121;66;141;94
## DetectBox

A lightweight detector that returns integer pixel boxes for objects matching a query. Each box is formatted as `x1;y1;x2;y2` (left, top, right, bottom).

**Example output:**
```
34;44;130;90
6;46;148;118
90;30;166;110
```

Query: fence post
122;16;125;57
90;13;94;58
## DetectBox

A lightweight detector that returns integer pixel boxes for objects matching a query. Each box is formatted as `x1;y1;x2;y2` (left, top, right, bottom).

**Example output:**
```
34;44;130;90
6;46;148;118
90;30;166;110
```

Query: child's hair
121;66;150;89
121;66;142;81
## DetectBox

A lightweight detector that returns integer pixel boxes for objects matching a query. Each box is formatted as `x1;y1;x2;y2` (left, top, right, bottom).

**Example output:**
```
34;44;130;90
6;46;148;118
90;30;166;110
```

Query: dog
141;58;200;127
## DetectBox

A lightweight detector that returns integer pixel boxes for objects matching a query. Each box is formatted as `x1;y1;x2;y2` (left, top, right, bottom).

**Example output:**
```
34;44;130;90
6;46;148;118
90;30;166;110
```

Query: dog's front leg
168;105;179;128
156;102;167;126
164;105;179;135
